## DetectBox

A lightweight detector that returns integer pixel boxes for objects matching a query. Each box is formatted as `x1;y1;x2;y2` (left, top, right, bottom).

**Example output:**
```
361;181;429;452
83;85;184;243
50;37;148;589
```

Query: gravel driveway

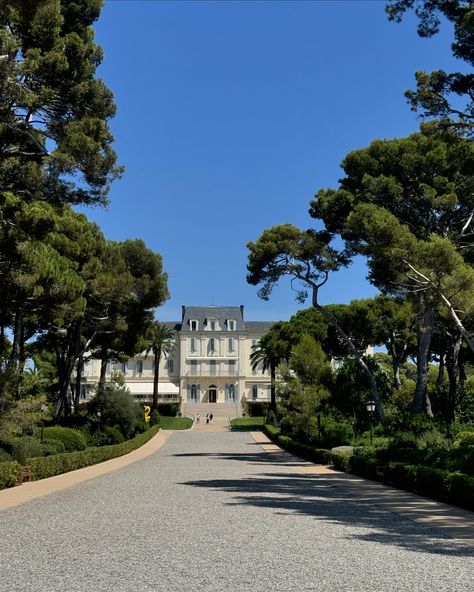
1;430;473;592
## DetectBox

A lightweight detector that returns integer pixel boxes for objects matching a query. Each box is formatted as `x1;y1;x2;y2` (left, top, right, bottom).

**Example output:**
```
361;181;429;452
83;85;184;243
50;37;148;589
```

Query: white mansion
81;305;273;417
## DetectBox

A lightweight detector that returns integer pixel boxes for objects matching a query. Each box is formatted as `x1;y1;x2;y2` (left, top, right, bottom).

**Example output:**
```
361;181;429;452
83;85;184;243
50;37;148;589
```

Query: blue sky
84;0;459;322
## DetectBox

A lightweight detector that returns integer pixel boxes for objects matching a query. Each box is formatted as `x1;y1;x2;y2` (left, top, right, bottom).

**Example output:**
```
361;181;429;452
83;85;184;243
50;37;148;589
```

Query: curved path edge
250;430;474;543
0;429;173;511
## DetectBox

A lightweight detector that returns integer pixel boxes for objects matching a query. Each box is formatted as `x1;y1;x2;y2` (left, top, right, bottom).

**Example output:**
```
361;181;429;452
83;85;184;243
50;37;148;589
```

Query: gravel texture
0;430;473;592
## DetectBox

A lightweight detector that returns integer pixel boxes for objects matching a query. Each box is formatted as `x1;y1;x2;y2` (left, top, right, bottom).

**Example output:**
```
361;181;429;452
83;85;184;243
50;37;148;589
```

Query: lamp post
97;411;102;434
366;400;375;445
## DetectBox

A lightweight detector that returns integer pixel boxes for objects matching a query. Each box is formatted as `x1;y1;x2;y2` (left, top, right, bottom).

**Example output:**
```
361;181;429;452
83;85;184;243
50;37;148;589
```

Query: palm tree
145;322;175;411
250;331;289;413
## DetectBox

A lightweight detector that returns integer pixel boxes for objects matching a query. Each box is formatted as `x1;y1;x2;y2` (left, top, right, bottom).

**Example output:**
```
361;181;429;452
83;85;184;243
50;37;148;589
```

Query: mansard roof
182;305;245;331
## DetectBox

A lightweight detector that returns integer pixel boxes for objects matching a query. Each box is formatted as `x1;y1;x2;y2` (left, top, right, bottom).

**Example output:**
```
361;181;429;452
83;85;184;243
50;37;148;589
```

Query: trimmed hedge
263;426;474;511
0;461;21;490
28;426;159;481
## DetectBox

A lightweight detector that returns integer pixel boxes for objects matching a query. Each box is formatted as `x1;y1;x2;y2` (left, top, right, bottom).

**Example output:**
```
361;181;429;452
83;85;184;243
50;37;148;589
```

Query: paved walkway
0;429;473;591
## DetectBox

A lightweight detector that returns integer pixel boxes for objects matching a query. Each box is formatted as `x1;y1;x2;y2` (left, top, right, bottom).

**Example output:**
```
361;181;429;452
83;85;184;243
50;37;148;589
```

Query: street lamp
366;400;375;445
97;411;102;434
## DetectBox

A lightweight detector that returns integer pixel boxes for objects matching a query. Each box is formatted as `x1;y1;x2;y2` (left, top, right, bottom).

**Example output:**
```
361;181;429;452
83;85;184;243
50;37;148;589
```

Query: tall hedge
0;461;22;489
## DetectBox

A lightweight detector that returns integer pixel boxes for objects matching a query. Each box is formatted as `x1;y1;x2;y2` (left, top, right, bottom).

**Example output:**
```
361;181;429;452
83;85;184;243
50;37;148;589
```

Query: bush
150;410;160;427
28;426;159;480
331;451;351;472
87;383;144;438
42;427;88;452
0;448;12;462
264;424;280;440
415;466;447;501
266;410;277;427
89;425;125;446
12;437;46;464
0;461;21;490
455;431;474;447
349;455;379;480
446;472;474;511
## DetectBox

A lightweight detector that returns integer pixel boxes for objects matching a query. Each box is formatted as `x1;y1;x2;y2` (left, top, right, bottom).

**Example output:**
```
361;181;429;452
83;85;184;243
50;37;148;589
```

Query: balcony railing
186;370;239;377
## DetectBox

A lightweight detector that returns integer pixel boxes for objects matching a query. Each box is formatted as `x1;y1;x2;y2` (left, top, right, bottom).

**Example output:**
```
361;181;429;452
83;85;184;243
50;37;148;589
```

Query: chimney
181;305;185;321
240;305;244;320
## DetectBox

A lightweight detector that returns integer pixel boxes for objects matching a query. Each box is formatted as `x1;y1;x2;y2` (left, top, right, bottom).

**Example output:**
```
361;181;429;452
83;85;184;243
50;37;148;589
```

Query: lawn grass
230;416;265;430
159;416;193;430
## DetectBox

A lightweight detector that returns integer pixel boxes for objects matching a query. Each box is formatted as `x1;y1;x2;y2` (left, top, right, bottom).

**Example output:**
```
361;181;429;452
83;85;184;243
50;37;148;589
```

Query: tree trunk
152;347;161;411
446;332;462;423
9;306;23;373
412;292;435;416
311;287;384;421
98;345;108;393
74;351;84;413
437;352;446;390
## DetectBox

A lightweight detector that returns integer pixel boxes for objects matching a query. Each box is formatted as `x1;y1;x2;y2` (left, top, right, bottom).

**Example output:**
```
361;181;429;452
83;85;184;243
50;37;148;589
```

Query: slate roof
162;307;274;333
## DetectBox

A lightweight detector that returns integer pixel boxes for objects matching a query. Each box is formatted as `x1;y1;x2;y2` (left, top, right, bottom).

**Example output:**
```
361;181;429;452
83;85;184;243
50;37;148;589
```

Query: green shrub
385;462;417;490
415;466;447;501
230;417;265;430
455;431;474;447
89;425;125;446
156;403;179;416
349;455;379;480
86;383;144;438
0;461;21;489
42;427;88;452
28;426;159;480
12;437;45;464
0;448;12;462
266;410;277;427
446;472;474;511
331;451;351;472
159;417;193;430
264;424;280;440
150;410;160;427
446;445;474;476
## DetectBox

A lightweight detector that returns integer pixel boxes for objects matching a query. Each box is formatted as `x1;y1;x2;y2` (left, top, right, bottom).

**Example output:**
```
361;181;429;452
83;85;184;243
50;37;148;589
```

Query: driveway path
1;430;473;592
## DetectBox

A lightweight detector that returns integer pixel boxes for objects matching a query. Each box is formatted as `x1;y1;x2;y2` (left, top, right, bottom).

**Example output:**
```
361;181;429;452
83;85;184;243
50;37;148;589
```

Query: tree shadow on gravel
180;469;474;557
171;450;304;467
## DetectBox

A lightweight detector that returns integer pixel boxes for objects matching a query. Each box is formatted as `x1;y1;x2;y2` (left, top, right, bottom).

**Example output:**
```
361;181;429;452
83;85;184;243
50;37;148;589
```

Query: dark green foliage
447;472;474;511
42;426;87;452
0;448;12;462
349;455;380;481
89;425;125;446
455;431;474;446
150;409;160;427
86;383;144;438
265;410;277;427
28;426;159;480
11;436;46;464
0;461;21;489
156;403;179;417
331;451;351;472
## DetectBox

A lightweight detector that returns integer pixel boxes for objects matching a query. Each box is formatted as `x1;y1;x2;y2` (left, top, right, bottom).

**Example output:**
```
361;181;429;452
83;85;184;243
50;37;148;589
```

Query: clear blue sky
83;0;458;322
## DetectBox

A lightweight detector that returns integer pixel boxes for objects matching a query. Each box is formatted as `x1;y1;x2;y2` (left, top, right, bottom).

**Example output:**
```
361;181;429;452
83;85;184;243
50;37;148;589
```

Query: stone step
183;402;240;419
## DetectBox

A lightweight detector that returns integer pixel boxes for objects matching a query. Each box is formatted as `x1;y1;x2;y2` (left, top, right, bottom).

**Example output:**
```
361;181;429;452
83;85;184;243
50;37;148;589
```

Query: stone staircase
182;402;240;420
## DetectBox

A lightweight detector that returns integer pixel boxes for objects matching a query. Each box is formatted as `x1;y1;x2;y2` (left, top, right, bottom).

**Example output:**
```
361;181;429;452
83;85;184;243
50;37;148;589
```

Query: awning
125;382;179;395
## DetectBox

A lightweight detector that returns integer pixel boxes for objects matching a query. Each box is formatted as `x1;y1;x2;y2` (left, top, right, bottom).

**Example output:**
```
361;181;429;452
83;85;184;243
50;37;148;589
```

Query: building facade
80;305;273;417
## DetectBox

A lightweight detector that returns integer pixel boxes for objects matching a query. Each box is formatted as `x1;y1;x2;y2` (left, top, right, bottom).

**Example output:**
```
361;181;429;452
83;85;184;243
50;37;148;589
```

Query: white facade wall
80;306;273;413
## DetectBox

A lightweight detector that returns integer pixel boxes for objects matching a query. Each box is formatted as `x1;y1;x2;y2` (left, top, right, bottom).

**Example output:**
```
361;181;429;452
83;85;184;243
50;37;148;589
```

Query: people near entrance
206;413;210;424
195;413;200;423
209;413;213;422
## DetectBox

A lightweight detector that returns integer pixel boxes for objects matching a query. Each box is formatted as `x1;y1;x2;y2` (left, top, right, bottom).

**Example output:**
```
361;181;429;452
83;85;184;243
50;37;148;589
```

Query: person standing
196;413;200;423
206;413;210;424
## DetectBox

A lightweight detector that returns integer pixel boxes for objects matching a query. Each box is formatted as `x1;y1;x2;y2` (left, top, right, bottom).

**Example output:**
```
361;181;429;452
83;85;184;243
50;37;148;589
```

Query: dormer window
190;319;199;331
207;318;217;331
227;319;236;331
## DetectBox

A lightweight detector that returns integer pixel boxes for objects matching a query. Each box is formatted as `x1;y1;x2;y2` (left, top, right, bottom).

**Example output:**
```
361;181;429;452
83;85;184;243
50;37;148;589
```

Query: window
228;384;235;402
190;384;197;401
227;319;236;331
252;385;258;400
190;337;197;352
228;337;235;352
209;360;217;375
190;320;199;331
80;386;87;400
167;359;174;373
121;362;127;374
136;361;143;373
228;360;236;376
190;360;197;376
209;338;215;352
209;319;216;331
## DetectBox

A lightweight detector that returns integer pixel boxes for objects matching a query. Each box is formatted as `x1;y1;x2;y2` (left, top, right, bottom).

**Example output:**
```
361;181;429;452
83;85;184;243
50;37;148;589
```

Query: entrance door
208;386;217;403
